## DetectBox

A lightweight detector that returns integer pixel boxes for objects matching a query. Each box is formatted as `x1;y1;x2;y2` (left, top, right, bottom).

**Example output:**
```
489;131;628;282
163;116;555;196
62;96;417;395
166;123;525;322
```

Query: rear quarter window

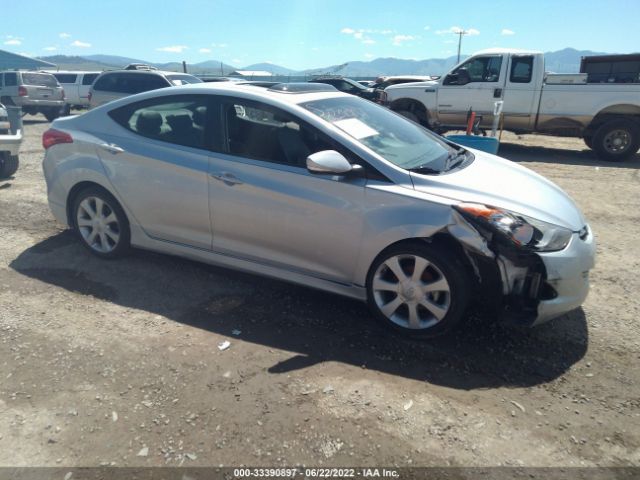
4;73;18;86
53;73;78;84
82;73;100;85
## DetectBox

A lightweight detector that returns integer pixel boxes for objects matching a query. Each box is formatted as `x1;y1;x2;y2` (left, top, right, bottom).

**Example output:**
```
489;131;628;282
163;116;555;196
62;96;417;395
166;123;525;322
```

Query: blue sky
4;0;639;69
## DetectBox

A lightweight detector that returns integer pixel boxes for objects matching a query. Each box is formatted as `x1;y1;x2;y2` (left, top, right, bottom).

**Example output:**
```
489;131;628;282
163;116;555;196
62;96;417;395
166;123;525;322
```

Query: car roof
45;70;102;75
97;70;196;77
92;81;347;109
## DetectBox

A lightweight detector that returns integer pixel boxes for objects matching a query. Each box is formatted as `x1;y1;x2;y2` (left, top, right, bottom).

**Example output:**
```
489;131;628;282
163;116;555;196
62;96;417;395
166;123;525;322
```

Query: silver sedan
42;82;595;337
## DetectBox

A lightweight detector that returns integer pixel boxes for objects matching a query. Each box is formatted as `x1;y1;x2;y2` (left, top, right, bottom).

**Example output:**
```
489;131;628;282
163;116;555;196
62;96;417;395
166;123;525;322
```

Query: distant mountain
543;47;610;73
242;63;299;75
37;47;614;77
82;54;148;67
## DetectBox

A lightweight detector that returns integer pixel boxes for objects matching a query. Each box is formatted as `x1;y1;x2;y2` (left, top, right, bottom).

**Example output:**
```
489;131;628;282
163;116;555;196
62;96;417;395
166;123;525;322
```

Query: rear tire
0;153;18;179
592;119;640;162
44;109;60;122
366;242;470;338
72;186;131;259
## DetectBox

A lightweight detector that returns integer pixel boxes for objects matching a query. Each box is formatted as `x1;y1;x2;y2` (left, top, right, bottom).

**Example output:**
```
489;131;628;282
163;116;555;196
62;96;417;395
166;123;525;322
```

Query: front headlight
454;203;573;252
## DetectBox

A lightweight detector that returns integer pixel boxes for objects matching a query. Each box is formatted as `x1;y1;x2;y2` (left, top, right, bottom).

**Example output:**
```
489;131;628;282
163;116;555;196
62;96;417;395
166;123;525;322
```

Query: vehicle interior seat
135;111;163;137
277;125;310;167
165;113;202;147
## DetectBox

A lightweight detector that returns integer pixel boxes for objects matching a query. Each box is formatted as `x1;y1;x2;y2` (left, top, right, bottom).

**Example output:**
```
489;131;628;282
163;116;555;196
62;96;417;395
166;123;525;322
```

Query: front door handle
100;143;125;154
210;172;243;186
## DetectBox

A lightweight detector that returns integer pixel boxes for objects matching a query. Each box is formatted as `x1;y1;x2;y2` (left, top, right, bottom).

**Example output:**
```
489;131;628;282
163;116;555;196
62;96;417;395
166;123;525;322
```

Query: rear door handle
100;143;125;154
493;88;503;98
210;172;243;186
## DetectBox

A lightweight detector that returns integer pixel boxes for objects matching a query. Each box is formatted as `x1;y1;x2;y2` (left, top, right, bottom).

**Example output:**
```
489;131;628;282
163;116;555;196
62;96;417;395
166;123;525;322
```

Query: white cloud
43;46;57;51
380;29;394;35
364;53;374;59
199;48;212;53
156;45;188;53
59;32;71;38
392;34;415;46
340;27;355;34
501;28;515;35
71;40;91;48
362;38;376;45
435;26;480;36
231;58;242;65
353;31;363;40
4;39;21;46
424;26;431;31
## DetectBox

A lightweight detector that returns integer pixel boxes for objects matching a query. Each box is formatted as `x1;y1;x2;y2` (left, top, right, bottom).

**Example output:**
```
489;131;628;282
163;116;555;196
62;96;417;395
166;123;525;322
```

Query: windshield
167;74;203;85
22;73;59;87
301;96;455;171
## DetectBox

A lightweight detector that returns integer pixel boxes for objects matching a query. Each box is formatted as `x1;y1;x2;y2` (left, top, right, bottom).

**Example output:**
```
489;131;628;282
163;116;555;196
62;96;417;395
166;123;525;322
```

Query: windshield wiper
409;164;442;175
445;149;467;170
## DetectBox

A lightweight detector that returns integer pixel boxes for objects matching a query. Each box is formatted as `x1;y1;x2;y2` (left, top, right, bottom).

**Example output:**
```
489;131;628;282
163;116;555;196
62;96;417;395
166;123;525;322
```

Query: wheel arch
389;98;430;126
586;104;640;136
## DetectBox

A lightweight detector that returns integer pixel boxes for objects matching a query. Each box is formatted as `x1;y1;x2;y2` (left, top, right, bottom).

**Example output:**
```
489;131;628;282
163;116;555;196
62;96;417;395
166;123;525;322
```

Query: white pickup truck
383;48;640;161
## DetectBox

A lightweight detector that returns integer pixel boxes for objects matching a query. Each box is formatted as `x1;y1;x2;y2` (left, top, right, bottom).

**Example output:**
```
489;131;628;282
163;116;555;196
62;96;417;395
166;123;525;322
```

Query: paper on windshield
333;118;378;139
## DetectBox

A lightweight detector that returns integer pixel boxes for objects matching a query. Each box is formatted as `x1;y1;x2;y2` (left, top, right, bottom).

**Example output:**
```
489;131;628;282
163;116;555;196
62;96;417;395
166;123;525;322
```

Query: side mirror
306;150;353;174
457;68;471;85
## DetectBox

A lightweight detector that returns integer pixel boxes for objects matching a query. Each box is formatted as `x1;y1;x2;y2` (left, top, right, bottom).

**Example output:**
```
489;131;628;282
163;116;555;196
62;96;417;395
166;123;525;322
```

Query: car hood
410;149;586;230
386;79;440;91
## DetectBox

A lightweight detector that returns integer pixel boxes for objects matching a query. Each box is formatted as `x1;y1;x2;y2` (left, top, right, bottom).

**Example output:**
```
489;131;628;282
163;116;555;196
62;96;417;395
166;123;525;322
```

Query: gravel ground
0;115;639;468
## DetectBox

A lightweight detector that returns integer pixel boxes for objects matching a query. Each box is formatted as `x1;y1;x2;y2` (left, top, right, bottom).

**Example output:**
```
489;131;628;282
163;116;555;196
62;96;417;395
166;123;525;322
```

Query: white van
47;71;101;113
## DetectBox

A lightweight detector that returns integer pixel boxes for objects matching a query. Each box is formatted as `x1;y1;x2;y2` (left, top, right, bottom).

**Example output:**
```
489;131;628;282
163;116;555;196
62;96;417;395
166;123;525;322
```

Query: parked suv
0;71;65;121
89;70;202;108
47;71;101;114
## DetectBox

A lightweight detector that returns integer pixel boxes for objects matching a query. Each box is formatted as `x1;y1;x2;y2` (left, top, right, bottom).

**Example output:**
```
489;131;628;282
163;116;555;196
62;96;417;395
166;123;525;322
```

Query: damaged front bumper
450;212;596;326
497;227;595;326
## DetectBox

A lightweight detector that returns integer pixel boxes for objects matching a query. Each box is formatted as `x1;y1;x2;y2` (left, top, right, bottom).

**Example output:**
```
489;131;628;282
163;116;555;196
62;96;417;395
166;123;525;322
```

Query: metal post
182;61;187;73
456;30;468;63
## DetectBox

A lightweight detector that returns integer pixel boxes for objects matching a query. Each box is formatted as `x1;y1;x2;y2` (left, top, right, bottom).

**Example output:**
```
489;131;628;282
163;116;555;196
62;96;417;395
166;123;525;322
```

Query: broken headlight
455;203;573;252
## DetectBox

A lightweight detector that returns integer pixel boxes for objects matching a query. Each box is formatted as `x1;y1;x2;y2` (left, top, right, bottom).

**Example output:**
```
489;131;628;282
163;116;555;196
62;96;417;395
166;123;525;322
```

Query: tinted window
447;56;503;84
94;73;169;94
5;73;18;86
82;73;100;85
109;95;208;149
53;73;78;84
166;74;203;85
22;73;59;87
225;99;334;167
510;56;533;83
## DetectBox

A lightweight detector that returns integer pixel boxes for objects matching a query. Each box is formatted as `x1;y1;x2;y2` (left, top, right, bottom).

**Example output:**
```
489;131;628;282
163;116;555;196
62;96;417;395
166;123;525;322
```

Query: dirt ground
0;115;639;468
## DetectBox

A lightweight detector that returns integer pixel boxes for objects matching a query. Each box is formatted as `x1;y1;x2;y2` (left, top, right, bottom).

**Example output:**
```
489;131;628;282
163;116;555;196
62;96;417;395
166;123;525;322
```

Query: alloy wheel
372;254;451;330
76;196;121;254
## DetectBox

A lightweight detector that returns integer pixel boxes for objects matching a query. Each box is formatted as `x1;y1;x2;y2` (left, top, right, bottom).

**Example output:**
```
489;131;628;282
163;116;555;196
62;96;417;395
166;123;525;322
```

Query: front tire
592;119;640;162
72;186;130;258
0;153;18;179
366;243;470;338
395;109;420;123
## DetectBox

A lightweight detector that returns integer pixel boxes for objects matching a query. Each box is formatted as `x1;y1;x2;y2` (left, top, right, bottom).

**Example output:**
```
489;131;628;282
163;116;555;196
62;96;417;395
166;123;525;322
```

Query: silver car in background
88;69;203;108
42;82;595;337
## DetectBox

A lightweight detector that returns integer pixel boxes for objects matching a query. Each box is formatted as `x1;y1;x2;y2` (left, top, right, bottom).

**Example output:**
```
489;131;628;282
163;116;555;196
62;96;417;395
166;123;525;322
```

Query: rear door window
509;56;534;83
121;74;169;94
22;73;59;87
109;95;210;149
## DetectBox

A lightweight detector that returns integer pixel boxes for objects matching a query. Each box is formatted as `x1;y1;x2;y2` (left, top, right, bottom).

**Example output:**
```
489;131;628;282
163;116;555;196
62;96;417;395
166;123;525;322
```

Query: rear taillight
43;129;73;149
18;86;27;96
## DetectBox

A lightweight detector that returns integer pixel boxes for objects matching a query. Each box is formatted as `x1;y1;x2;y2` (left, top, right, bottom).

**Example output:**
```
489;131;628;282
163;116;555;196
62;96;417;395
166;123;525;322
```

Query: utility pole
456;29;469;63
